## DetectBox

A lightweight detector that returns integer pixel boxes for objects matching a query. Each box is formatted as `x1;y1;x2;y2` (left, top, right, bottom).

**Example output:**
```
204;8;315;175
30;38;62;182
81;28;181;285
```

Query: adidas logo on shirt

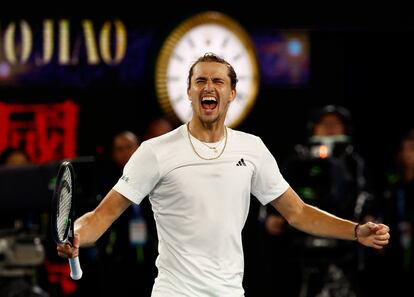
236;158;247;166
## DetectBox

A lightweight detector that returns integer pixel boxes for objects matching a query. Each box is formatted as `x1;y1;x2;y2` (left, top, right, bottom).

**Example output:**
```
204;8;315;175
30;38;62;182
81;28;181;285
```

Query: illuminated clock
155;11;259;128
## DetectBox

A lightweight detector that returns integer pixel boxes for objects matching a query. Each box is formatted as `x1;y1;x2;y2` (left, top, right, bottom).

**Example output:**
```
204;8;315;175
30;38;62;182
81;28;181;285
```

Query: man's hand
356;222;390;249
57;233;80;258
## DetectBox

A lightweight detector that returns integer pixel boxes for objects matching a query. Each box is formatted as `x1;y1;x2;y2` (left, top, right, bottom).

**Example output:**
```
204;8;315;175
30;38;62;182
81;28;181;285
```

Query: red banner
0;100;78;163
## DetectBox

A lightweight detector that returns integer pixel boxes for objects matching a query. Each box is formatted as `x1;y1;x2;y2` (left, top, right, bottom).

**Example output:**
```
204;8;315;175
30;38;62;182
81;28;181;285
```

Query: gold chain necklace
199;138;224;153
187;122;228;160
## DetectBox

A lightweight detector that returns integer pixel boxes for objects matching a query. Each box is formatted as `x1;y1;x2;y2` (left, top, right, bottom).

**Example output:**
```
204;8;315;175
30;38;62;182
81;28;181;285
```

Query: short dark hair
187;53;238;90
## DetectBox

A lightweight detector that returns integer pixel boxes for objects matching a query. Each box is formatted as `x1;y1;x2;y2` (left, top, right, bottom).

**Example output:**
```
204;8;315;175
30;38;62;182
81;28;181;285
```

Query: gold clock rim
155;11;259;128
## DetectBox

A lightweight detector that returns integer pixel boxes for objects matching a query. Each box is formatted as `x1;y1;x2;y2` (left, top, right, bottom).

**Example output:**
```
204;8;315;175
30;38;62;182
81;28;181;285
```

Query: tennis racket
51;161;83;280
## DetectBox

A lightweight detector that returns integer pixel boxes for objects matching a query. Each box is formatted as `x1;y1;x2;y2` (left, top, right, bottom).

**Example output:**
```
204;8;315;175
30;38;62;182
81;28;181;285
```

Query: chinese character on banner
0;100;79;163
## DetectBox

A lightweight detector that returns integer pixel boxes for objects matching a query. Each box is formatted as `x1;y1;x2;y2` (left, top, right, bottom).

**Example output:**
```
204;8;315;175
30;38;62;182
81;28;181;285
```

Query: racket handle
69;256;83;280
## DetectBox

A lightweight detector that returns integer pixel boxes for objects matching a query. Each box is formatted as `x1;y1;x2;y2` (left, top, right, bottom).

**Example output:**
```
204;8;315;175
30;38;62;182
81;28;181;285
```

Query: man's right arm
75;189;132;247
57;189;132;258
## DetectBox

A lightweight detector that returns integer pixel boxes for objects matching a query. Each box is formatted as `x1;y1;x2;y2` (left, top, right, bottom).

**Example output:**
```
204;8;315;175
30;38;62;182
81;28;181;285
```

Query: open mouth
201;97;218;110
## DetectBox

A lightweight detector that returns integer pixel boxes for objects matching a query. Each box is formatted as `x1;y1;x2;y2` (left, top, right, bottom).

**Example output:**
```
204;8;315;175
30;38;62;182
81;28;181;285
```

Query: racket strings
57;169;72;241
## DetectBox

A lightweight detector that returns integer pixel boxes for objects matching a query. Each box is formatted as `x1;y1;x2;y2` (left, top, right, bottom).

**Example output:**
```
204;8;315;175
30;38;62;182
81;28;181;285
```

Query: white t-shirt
113;124;289;297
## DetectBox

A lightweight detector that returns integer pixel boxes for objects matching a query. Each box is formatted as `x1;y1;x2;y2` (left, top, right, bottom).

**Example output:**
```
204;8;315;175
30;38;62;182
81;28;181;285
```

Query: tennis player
57;53;390;297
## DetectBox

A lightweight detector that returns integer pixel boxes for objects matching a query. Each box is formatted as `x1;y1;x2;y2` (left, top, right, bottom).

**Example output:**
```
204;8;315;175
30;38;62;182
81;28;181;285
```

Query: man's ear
229;89;237;102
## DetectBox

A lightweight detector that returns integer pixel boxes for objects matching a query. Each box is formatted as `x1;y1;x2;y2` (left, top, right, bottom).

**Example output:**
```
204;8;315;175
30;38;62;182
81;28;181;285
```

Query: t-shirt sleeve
251;138;290;205
113;141;160;204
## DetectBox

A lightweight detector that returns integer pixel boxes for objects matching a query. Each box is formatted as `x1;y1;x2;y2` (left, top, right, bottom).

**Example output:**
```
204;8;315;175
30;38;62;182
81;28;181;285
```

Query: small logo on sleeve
121;175;130;182
236;158;247;166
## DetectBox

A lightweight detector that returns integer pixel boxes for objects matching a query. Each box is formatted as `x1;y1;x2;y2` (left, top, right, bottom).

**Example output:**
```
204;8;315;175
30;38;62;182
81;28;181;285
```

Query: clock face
155;11;259;128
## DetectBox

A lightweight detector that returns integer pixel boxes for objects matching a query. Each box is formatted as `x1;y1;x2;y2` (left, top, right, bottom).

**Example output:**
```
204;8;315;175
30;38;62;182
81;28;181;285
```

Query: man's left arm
271;187;390;249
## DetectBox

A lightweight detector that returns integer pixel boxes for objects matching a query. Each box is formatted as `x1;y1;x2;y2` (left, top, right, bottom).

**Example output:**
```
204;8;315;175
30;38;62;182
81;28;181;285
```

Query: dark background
1;1;411;182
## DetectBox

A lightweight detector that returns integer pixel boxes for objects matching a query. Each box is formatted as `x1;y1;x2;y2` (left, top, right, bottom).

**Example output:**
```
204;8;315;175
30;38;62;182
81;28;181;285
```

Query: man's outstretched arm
271;187;390;249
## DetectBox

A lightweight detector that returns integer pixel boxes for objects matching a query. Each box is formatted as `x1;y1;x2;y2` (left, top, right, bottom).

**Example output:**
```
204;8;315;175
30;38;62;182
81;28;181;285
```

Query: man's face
187;62;236;125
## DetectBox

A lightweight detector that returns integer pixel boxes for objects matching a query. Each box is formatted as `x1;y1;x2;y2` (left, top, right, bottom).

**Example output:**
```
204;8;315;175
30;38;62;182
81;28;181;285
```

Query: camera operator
263;105;377;297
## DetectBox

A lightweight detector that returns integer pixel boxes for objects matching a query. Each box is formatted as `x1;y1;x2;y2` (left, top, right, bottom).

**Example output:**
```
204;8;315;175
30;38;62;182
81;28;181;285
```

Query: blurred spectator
143;117;174;140
380;129;414;296
97;130;140;196
112;131;140;168
0;147;30;167
263;105;377;297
